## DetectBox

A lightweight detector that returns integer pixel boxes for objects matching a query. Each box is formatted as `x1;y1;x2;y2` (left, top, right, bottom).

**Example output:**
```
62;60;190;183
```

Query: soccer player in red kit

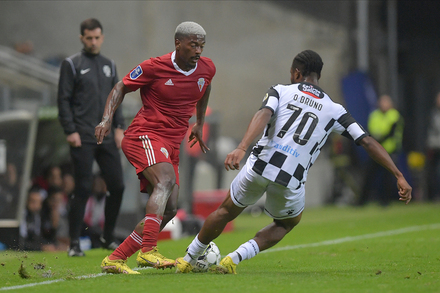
95;21;216;274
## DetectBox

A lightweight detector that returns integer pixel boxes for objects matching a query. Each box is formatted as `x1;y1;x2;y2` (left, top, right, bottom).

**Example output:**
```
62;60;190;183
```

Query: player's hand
67;132;81;147
95;120;111;145
396;176;412;204
224;148;246;171
188;123;210;153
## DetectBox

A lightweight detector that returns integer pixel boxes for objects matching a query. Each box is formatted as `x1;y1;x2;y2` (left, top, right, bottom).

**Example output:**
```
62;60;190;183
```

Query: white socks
228;239;260;265
184;234;208;265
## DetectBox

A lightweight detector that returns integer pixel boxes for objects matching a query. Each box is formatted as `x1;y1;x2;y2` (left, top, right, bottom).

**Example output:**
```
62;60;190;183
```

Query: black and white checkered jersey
249;82;368;189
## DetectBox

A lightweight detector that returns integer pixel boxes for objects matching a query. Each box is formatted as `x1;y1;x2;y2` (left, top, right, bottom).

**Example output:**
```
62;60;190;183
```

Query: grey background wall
0;1;356;221
0;1;349;141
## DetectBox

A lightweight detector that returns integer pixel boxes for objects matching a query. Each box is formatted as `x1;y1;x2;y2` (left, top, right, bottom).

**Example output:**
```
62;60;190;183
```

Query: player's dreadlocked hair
291;50;323;79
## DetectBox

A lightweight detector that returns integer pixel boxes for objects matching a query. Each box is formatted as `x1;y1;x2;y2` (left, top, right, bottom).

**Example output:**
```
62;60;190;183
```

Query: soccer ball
193;242;221;272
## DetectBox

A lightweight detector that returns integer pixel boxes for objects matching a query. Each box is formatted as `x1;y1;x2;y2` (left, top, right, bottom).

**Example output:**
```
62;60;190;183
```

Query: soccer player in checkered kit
175;50;412;274
95;21;215;274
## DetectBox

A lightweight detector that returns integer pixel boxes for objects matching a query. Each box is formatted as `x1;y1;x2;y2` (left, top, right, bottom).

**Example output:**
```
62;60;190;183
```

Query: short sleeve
260;86;279;114
122;59;154;91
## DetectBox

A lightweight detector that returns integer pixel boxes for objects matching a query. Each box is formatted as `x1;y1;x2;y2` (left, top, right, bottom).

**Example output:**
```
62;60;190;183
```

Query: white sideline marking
1;223;439;291
262;223;440;253
0;267;150;291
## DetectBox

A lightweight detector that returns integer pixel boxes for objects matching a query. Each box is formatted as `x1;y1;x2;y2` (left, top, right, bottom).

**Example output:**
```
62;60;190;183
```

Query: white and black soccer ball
193;241;221;272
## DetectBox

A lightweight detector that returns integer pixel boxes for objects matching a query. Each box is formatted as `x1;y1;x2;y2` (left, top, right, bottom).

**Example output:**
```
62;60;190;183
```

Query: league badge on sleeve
130;65;143;80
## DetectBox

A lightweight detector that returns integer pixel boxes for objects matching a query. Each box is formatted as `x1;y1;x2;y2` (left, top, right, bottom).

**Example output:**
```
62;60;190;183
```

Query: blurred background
1;1;439;250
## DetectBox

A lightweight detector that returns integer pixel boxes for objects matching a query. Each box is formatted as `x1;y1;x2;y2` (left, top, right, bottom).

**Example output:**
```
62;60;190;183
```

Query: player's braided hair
80;18;103;36
292;50;323;79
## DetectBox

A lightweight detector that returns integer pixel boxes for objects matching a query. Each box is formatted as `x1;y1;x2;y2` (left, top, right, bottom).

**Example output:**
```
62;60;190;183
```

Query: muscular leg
142;162;176;216
181;190;244;265
161;184;179;229
197;190;245;244
223;212;302;268
131;183;178;235
253;213;302;251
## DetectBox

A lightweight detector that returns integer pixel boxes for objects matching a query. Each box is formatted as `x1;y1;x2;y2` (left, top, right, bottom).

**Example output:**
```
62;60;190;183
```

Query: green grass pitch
1;202;439;292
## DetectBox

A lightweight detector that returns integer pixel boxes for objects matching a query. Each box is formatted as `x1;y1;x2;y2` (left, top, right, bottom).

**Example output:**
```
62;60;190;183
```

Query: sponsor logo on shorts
160;147;169;158
130;65;143;80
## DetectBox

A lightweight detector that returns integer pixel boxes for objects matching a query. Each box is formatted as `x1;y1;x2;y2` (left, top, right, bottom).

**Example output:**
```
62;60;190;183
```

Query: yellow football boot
136;246;175;269
210;256;237;274
175;257;193;273
101;256;140;275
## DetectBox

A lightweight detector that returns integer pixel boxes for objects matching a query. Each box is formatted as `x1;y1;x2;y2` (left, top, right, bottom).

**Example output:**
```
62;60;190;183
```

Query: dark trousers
426;149;440;201
69;142;124;243
358;154;398;206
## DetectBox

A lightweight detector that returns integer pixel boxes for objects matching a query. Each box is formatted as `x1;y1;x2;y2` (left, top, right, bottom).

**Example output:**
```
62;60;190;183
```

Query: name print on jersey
273;143;300;157
292;95;323;111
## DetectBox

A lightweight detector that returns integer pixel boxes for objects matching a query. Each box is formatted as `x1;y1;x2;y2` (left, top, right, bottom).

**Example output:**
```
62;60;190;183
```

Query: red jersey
122;51;216;148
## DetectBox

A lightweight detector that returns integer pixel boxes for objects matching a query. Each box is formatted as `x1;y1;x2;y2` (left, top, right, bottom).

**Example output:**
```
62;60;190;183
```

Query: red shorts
121;134;180;193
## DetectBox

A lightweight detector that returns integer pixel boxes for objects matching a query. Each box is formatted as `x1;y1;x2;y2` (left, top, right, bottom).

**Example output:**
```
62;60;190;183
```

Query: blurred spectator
0;163;19;219
14;40;34;55
328;134;361;205
61;164;75;198
426;92;440;201
184;107;212;213
41;185;69;251
62;173;75;196
19;185;44;251
82;174;107;248
33;165;64;199
46;165;63;188
358;94;404;206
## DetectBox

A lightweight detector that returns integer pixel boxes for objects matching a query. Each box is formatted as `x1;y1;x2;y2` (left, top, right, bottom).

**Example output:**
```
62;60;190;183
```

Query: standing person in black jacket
58;18;125;257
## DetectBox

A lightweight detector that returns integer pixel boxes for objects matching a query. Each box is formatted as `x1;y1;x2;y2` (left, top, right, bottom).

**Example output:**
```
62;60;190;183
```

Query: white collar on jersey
171;51;197;76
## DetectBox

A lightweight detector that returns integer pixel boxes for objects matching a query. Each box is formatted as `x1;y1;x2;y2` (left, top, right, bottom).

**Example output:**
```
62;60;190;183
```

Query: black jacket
57;50;125;144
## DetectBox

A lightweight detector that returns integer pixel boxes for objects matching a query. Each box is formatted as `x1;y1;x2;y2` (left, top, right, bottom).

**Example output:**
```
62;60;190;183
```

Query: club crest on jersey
197;78;205;92
299;83;324;99
160;147;169;158
130;65;143;80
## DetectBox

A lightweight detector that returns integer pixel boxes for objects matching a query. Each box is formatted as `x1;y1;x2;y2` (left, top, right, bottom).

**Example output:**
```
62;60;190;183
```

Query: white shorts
230;158;305;220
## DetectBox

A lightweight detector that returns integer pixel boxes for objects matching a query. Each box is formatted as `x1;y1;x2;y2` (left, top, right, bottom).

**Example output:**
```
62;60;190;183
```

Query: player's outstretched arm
189;84;211;153
225;108;272;171
95;81;132;144
359;136;412;204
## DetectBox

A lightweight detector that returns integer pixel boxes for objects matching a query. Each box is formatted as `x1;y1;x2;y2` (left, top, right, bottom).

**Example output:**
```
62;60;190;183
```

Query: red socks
108;214;162;260
109;231;142;261
141;214;162;253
